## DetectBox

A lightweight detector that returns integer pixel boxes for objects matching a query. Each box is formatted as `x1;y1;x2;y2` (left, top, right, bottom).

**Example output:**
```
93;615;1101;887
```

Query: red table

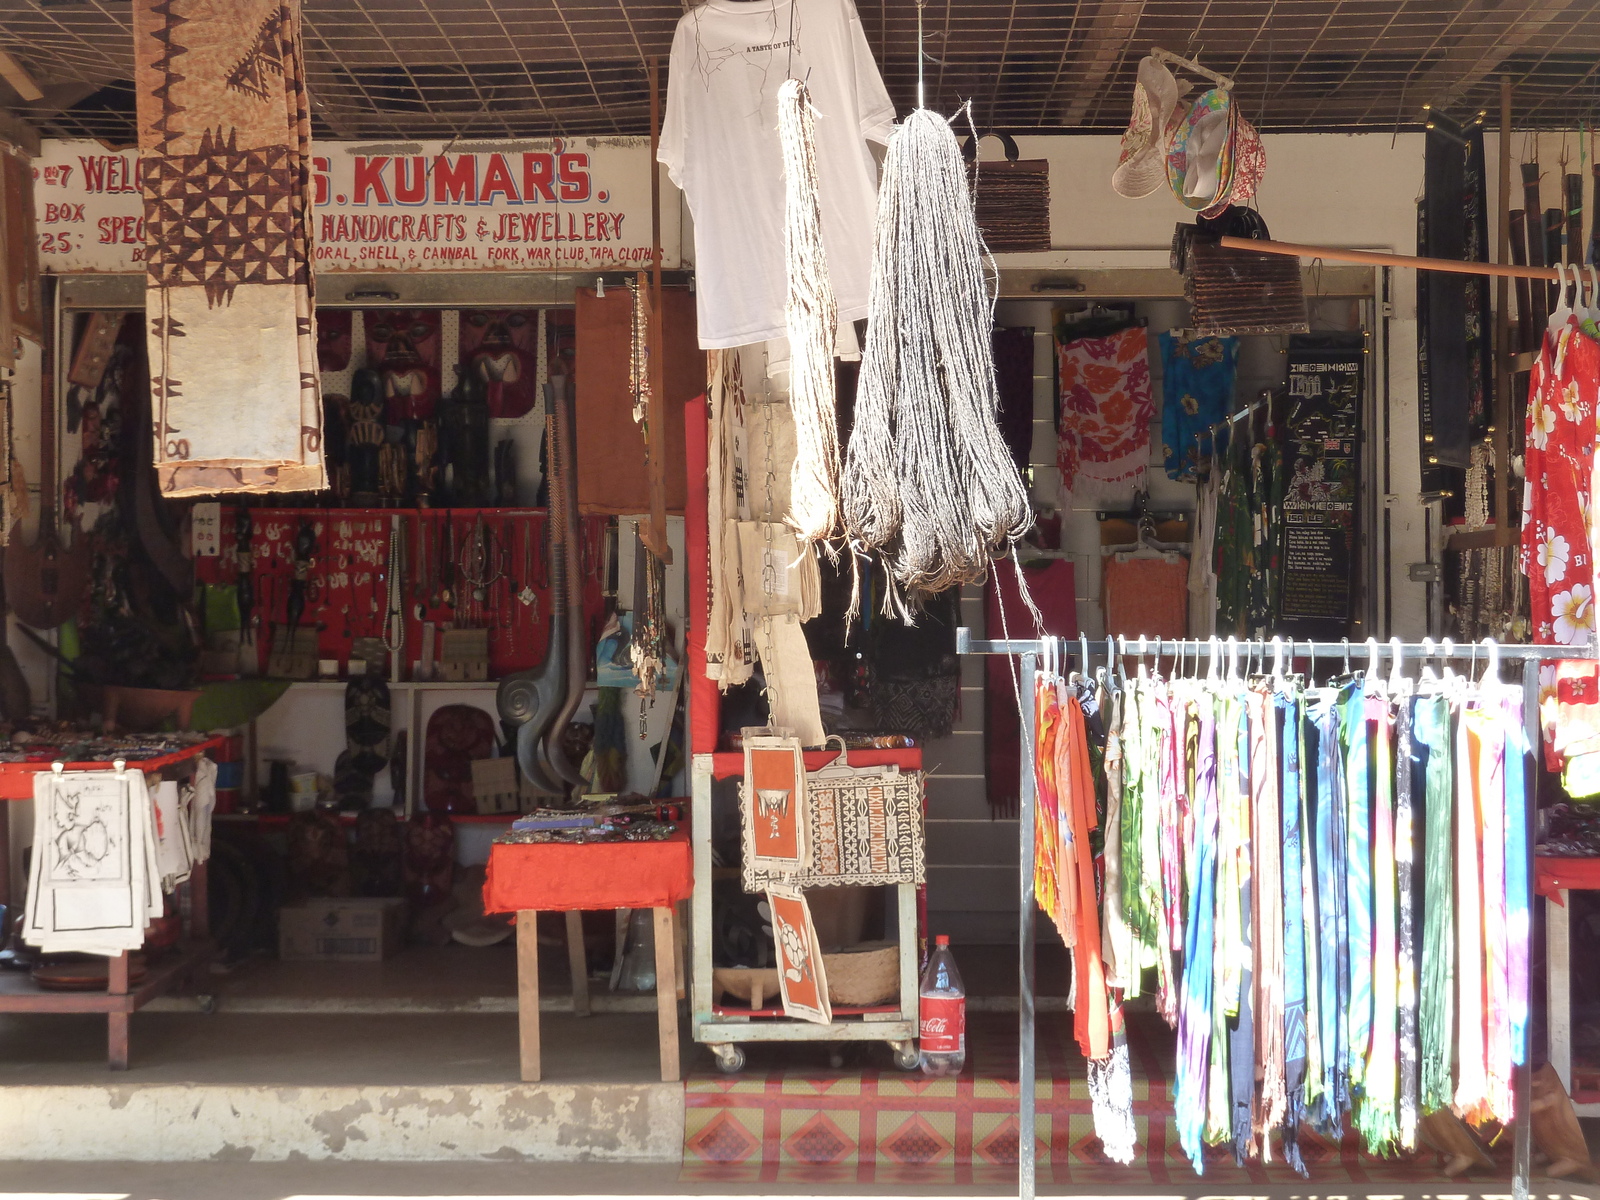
485;831;692;1082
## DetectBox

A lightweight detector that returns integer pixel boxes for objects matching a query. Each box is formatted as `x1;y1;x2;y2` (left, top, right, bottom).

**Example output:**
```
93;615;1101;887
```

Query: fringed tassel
777;79;841;555
840;107;1032;604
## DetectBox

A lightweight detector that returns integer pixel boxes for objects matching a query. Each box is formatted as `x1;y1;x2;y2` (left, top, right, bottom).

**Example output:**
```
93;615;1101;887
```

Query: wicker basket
712;941;901;1011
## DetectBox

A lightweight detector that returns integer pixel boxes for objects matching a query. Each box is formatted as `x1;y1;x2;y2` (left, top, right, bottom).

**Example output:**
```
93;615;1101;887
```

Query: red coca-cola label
919;994;965;1053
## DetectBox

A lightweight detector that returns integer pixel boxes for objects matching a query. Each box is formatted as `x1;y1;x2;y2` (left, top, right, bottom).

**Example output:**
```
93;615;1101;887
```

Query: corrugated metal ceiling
1;1;1598;145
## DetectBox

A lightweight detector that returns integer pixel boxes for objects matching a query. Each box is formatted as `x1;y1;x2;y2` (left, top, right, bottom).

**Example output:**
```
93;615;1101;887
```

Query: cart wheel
891;1041;920;1071
196;994;217;1015
711;1044;745;1074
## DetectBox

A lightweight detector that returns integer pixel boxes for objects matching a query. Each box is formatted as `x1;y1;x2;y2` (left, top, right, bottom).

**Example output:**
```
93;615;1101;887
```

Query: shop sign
1277;332;1365;638
32;137;669;274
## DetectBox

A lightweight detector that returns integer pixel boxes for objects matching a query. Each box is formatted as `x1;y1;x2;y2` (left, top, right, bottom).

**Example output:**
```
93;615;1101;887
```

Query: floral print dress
1522;318;1598;646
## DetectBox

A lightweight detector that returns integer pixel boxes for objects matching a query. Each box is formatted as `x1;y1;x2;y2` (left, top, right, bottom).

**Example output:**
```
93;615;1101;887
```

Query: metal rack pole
953;629;1594;1200
1017;651;1037;1200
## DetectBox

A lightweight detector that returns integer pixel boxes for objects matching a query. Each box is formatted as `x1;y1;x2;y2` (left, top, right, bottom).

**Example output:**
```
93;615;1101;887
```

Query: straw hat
1111;56;1187;199
1167;88;1234;210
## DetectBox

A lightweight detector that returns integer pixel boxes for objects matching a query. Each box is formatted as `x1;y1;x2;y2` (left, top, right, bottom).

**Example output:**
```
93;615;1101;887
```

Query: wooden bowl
81;685;202;733
713;941;901;1010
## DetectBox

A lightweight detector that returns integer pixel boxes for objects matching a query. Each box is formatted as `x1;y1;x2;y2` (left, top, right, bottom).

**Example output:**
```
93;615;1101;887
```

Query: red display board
195;507;607;678
483;830;693;913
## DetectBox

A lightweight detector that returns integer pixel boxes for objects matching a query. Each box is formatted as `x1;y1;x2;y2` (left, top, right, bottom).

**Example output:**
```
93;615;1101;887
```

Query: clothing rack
954;629;1599;1200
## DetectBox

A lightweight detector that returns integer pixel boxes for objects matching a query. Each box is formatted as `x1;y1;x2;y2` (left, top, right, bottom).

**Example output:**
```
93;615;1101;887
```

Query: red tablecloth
1536;856;1600;903
483;830;693;913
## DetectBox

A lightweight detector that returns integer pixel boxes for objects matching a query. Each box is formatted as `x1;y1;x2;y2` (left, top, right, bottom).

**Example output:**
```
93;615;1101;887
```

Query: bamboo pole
1218;235;1567;281
642;55;672;563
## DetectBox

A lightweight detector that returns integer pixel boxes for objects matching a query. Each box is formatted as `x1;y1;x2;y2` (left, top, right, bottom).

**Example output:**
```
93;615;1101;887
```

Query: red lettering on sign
521;153;556;203
354;156;391;205
432;155;476;204
557;152;590;202
312;156;330;205
394;157;428;205
479;153;519;204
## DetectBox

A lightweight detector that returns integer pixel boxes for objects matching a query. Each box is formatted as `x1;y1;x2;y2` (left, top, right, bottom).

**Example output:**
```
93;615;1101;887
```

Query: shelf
702;746;922;782
215;811;518;827
0;940;215;1014
0;735;227;801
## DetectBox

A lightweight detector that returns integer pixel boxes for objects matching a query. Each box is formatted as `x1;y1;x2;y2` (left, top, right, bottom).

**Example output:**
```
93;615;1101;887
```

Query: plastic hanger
1270;635;1285;687
1226;634;1239;681
1388;635;1405;694
1207;635;1221;683
1584;263;1600;326
1480;636;1500;686
1419;636;1440;686
1079;632;1091;682
1550;262;1576;333
1137;634;1149;681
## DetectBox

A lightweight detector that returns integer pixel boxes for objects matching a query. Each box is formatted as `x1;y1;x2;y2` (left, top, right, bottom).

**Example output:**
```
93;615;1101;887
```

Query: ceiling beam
0;48;42;103
1059;0;1146;126
1406;0;1583;113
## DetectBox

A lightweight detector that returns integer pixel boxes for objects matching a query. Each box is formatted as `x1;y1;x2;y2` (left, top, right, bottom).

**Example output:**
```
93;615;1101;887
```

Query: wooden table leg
108;951;130;1071
565;910;590;1017
674;899;687;1000
516;910;541;1082
653;905;679;1082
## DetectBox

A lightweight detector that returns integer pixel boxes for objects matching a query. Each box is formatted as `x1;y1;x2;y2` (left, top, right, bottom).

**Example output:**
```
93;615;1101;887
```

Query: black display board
1278;333;1364;638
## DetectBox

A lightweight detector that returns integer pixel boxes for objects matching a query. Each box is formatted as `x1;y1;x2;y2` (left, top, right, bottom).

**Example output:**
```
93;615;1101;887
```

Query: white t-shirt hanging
660;0;895;350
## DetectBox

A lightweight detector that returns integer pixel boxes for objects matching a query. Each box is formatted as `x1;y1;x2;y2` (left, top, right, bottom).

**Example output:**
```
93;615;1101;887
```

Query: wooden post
107;951;130;1070
1494;77;1513;534
564;909;590;1017
653;905;680;1081
516;910;541;1081
641;54;672;564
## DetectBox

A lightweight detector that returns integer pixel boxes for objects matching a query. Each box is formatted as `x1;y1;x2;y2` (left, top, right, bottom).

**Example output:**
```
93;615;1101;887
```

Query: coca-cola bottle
918;935;966;1076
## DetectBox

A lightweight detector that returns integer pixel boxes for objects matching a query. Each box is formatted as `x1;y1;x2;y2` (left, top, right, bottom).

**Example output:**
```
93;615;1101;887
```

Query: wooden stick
1218;235;1567;281
516;910;541;1081
564;909;590;1017
1494;76;1512;533
641;55;672;564
653;905;680;1082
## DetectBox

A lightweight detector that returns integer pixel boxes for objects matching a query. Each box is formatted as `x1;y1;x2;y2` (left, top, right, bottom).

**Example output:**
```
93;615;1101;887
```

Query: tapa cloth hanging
133;0;325;497
741;742;926;891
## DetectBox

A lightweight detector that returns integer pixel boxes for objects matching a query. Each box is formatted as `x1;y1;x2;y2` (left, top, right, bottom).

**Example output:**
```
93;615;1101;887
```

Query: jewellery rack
955;628;1599;1200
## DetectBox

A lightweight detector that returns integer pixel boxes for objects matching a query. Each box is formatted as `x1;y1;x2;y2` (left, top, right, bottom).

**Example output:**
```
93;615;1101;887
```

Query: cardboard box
279;897;406;962
471;756;522;815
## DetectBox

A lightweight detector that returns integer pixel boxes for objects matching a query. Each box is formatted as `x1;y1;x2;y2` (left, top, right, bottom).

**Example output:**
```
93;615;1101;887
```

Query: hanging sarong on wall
133;0;325;496
1057;325;1153;507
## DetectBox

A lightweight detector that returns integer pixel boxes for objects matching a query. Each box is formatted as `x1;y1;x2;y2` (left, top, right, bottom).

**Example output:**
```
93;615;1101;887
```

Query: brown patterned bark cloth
134;0;325;496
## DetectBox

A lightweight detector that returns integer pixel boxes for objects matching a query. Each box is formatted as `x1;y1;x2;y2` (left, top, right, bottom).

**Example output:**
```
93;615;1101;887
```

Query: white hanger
1226;634;1240;681
1079;632;1091;681
1270;635;1285;686
1364;635;1380;681
1137;634;1149;681
1207;635;1221;682
1388;635;1404;693
1584;263;1600;325
1549;263;1576;333
1419;636;1440;686
1480;636;1500;685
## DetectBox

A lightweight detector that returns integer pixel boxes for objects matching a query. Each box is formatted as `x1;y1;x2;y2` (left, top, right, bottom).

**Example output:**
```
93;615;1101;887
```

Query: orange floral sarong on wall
1056;325;1153;507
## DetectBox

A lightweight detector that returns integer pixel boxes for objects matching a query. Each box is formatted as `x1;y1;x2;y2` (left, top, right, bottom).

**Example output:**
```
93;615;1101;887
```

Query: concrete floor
0;1009;674;1085
0;1160;1595;1200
